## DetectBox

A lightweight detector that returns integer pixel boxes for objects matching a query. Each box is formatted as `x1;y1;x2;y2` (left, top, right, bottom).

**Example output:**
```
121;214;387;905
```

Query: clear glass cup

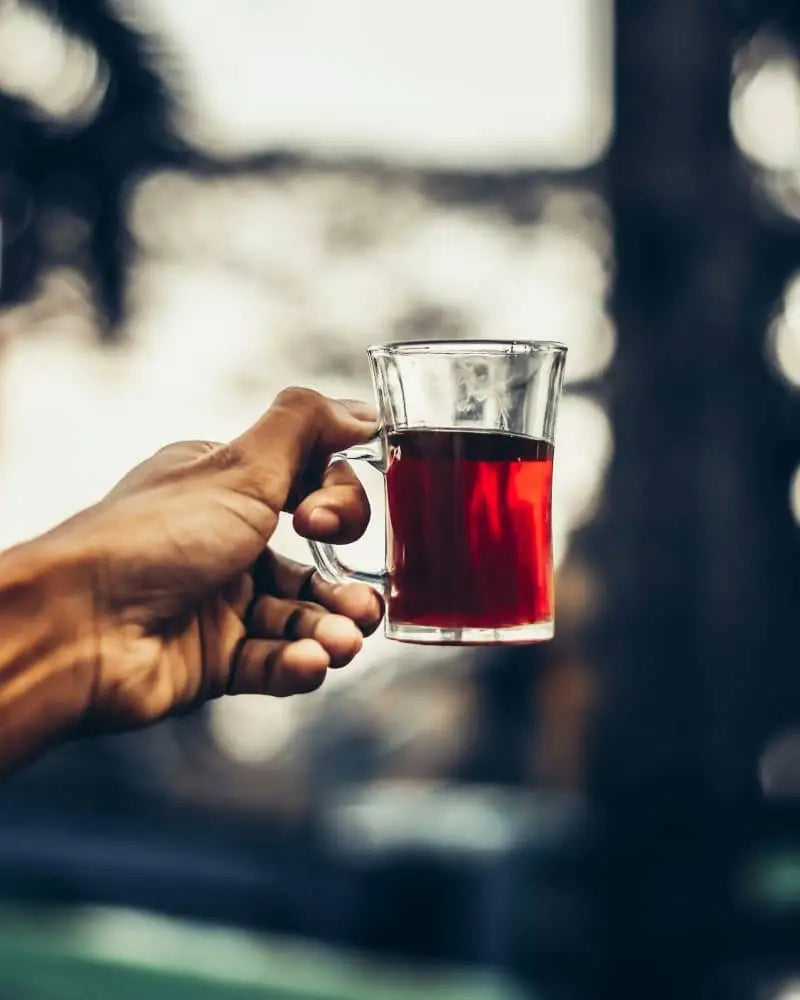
309;340;567;644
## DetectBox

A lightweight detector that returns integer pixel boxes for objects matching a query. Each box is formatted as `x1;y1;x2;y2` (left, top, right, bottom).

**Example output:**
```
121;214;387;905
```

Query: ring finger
248;594;364;668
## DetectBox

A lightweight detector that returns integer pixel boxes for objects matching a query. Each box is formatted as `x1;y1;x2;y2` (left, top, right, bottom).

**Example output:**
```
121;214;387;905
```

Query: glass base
385;620;554;646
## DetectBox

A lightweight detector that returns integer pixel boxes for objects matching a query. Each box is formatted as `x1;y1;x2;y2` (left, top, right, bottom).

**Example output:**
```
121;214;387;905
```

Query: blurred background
0;0;800;996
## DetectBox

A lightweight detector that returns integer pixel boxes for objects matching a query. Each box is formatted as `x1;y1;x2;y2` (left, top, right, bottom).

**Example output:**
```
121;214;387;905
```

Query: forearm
0;537;95;774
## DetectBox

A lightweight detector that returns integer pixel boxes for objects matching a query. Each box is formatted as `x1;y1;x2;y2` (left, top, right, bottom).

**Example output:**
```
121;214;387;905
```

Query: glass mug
309;340;567;645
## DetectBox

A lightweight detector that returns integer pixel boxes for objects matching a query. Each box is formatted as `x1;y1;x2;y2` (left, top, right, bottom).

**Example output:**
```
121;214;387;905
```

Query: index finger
227;388;377;511
293;459;371;545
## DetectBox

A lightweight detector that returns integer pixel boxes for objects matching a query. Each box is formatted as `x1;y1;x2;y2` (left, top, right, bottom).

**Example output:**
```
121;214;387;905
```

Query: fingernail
337;398;378;423
309;507;341;535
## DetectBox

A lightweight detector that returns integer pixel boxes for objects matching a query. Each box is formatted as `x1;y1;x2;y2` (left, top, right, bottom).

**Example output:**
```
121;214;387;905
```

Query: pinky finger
230;638;330;697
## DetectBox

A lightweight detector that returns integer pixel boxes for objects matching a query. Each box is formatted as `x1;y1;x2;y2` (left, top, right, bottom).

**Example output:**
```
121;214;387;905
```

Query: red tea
385;428;554;631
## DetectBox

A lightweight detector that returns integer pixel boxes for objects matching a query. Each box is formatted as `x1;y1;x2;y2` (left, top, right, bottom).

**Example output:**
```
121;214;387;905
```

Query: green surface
0;902;527;1000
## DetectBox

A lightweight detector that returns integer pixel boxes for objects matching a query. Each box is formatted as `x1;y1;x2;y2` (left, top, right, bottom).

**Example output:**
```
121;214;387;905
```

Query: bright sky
124;0;612;167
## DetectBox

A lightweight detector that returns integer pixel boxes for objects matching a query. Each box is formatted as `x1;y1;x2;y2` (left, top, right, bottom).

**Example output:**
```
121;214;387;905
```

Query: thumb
228;387;377;510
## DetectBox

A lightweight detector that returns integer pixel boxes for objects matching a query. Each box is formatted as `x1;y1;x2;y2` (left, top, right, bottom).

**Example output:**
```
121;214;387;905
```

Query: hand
57;388;383;733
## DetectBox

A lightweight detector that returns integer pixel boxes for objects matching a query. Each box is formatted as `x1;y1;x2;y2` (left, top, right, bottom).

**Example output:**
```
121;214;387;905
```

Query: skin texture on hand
0;388;384;772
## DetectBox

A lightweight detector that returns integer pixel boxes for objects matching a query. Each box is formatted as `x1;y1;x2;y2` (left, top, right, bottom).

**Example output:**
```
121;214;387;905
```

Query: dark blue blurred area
2;2;800;999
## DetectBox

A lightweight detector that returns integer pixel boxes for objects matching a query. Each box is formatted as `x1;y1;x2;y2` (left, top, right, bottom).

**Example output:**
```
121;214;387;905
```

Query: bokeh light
732;51;800;172
0;1;108;126
767;270;800;386
761;729;800;798
731;32;800;219
552;395;614;566
773;983;800;1000
790;465;800;526
208;696;296;765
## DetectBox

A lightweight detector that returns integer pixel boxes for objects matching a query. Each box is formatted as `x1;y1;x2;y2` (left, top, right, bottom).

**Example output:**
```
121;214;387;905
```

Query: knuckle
275;386;326;413
297;568;321;603
283;607;306;641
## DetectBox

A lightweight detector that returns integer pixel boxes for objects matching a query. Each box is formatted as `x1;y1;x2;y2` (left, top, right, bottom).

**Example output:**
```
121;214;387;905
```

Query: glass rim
368;338;567;356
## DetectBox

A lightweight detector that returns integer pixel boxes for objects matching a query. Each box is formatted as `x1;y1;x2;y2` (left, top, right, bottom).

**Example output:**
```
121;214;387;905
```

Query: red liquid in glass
385;429;554;632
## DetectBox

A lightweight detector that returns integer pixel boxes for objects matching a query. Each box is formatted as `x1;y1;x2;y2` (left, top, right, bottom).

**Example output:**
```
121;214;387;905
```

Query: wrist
0;531;99;767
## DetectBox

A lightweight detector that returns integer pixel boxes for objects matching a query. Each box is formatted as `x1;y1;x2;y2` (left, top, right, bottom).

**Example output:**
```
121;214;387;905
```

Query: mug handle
307;434;388;592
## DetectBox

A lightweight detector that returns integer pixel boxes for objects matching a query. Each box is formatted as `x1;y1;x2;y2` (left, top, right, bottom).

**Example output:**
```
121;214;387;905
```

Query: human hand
60;388;383;733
